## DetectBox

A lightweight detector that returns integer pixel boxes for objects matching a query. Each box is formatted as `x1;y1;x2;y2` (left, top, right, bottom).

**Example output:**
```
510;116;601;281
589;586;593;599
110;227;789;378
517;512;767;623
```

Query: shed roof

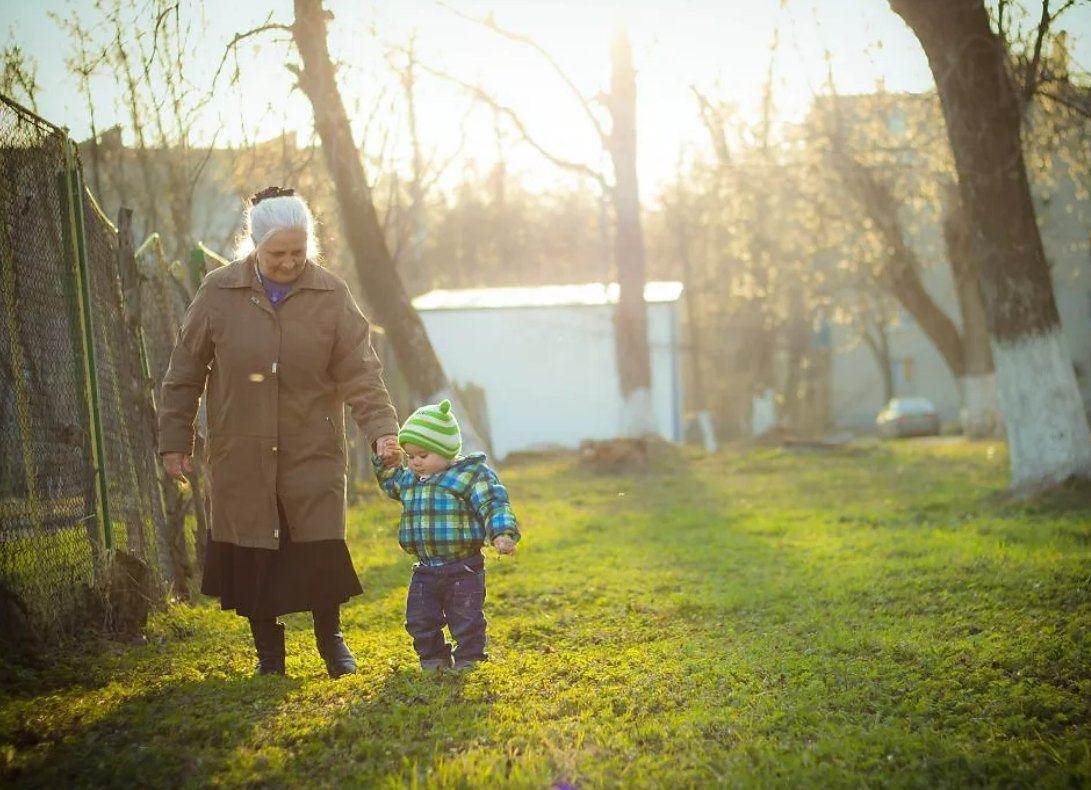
412;281;684;311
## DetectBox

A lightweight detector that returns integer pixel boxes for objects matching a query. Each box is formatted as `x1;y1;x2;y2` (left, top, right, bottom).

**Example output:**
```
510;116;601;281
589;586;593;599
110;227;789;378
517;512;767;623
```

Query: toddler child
375;399;520;670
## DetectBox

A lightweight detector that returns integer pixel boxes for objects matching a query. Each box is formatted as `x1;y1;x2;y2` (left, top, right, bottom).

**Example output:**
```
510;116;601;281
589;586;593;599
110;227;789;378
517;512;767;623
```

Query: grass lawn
1;441;1089;789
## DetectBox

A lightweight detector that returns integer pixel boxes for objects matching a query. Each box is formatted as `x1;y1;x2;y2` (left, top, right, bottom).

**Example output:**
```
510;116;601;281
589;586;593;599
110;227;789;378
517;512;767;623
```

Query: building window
887;109;908;137
891;307;915;330
892;359;915;389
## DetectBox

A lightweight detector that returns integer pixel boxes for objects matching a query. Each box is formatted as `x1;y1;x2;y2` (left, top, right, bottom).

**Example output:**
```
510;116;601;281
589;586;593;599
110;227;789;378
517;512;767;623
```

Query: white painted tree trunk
620;386;658;437
993;330;1091;489
958;373;1003;439
888;0;1091;491
696;410;719;453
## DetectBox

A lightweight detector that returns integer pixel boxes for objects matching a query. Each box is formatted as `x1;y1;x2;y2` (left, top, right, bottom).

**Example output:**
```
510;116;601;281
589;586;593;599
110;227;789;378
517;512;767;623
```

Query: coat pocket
208;434;274;542
325;414;346;460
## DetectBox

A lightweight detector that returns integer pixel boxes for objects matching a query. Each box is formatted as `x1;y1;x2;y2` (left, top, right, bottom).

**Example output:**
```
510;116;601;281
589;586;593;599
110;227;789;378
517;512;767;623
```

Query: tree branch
416;60;609;189
1023;0;1052;107
1037;86;1091;118
437;1;609;146
149;2;178;65
1020;0;1084;106
420;104;474;194
280;128;321;184
211;17;294;94
359;82;394;156
690;85;732;167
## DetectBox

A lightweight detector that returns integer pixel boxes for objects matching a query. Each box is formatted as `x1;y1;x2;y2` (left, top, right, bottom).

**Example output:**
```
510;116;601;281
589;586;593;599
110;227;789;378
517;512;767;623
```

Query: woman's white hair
235;194;319;259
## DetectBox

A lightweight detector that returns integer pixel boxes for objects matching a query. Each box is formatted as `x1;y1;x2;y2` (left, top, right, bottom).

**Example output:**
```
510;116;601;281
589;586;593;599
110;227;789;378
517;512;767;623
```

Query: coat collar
215;258;334;291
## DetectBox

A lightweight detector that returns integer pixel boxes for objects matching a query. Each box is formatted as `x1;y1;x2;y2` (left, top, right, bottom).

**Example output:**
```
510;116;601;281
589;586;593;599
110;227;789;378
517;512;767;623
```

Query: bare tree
687;44;822;437
854;286;897;404
0;45;40;112
809;82;1005;439
833;153;966;345
888;0;1091;490
379;35;474;294
433;6;657;436
670;159;707;412
57;0;221;260
606;24;654;434
289;0;485;444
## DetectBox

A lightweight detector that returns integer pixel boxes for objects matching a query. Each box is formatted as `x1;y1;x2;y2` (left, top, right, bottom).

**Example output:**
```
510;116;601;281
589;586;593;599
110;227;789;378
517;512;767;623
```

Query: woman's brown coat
158;259;399;549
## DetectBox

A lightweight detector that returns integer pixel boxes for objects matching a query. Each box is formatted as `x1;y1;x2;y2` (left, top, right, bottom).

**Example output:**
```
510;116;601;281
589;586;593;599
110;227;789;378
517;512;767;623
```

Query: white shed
412;282;685;461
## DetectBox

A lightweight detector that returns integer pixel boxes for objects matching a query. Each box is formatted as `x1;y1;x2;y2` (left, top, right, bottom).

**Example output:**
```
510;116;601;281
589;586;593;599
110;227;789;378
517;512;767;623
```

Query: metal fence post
188;248;205;291
63;140;112;550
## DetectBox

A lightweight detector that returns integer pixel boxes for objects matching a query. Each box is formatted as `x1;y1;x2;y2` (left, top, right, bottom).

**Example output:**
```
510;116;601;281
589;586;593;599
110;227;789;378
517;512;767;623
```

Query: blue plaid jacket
374;452;520;565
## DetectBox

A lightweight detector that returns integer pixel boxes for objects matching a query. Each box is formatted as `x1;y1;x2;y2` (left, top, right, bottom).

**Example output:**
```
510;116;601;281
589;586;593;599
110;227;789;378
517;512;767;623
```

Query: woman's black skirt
201;500;363;619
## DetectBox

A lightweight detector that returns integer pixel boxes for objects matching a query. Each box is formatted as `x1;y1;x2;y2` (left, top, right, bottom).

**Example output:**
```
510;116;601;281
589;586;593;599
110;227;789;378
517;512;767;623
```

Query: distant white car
876;397;942;439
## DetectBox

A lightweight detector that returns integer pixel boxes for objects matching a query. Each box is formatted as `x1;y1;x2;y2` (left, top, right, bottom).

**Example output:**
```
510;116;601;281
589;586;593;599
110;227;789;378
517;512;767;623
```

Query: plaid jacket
374;452;520;565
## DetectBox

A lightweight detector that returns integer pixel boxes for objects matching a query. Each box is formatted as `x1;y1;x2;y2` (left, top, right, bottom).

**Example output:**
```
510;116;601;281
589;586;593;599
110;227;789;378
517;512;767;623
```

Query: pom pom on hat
399;399;462;459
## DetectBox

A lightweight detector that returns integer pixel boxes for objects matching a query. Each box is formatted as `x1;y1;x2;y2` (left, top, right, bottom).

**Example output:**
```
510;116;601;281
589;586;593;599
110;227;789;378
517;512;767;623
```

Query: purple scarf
256;265;293;309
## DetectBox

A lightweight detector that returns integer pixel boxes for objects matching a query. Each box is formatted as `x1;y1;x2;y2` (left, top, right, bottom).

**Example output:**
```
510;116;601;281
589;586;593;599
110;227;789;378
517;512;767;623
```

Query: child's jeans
405;553;487;669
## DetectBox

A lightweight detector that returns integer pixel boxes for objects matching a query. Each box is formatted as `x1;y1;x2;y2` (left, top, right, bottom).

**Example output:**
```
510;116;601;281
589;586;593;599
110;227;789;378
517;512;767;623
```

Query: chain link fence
0;95;173;651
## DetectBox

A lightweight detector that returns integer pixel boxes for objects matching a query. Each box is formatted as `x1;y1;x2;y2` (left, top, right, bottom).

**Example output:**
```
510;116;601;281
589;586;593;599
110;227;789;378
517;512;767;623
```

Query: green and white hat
399;399;462;459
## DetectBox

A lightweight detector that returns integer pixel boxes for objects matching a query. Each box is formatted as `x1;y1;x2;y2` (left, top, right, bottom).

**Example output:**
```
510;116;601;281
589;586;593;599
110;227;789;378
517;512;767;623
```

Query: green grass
2;441;1090;789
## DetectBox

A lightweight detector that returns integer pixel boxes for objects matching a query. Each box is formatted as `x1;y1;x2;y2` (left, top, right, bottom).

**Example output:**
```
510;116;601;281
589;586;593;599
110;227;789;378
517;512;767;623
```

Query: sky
4;0;1090;200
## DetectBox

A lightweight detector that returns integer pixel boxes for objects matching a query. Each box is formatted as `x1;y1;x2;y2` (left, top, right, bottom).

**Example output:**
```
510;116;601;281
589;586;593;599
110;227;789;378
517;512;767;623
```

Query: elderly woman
159;187;401;677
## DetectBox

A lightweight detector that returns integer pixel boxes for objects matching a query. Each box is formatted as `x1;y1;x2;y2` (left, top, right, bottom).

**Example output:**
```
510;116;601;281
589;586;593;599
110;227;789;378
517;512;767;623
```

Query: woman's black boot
313;606;356;678
249;618;286;676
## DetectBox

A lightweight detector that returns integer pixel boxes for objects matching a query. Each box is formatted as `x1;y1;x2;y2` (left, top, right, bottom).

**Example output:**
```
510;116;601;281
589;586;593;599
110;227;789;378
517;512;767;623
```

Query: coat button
250;295;260;304
272;446;278;453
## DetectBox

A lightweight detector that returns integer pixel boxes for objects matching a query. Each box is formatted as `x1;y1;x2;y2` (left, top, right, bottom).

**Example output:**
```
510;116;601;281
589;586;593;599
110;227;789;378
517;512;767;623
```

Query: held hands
375;434;402;468
493;535;516;556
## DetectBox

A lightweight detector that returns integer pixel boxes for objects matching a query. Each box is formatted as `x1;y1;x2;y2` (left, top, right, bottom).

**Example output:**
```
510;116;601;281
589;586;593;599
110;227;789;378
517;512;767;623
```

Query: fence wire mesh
0;95;168;646
84;192;166;571
137;241;204;596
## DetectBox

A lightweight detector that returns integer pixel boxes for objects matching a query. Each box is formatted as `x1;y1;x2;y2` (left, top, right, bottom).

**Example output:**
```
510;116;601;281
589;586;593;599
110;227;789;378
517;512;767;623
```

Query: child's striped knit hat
398;399;462;459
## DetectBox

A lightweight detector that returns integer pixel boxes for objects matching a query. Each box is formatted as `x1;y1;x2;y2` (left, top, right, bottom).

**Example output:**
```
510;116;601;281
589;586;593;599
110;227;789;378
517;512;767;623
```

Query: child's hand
375;435;401;468
493;536;516;556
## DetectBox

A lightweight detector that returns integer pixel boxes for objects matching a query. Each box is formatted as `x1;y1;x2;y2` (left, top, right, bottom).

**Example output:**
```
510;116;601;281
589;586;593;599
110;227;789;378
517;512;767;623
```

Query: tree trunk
292;0;486;447
781;285;810;431
608;25;656;436
881;246;966;382
675;183;717;452
943;182;1002;439
835;153;967;383
860;316;895;404
675;176;704;407
890;0;1091;488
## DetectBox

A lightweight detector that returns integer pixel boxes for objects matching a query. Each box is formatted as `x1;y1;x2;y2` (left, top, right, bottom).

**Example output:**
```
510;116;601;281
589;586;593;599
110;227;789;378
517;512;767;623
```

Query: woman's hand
162;452;192;483
375;434;401;468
